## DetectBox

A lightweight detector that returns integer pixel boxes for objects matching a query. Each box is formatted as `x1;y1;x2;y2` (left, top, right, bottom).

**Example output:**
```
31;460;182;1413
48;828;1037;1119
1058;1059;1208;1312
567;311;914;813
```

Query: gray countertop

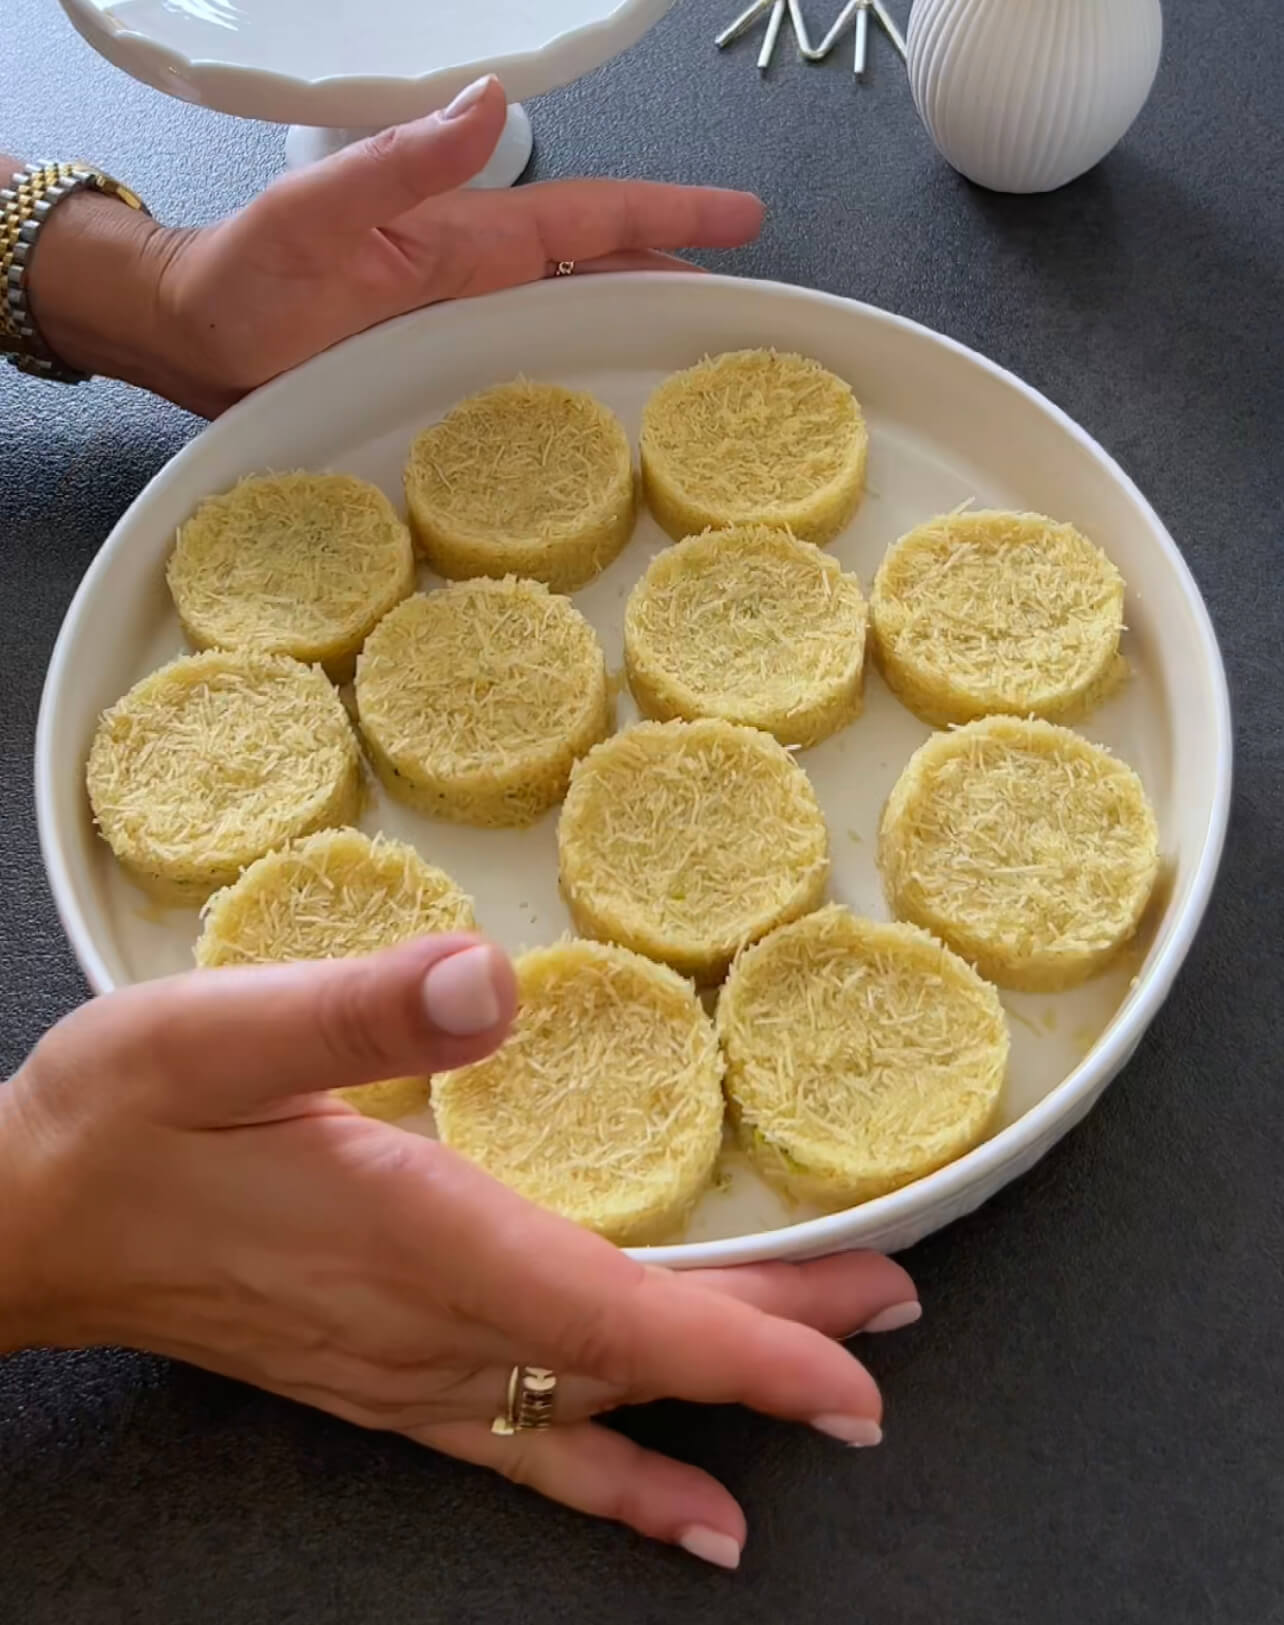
2;1;1282;1620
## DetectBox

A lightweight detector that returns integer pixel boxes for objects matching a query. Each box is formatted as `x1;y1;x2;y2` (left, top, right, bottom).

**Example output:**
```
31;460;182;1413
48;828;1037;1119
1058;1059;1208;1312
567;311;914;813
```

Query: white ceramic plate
35;275;1231;1268
60;0;678;124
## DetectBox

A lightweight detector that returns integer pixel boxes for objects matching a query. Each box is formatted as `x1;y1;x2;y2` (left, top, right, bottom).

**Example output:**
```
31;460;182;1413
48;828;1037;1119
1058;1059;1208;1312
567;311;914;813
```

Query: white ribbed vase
908;0;1163;194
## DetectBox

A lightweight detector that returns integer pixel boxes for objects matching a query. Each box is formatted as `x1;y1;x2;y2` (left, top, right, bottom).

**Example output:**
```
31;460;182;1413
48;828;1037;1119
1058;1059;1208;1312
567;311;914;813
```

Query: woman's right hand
0;936;918;1569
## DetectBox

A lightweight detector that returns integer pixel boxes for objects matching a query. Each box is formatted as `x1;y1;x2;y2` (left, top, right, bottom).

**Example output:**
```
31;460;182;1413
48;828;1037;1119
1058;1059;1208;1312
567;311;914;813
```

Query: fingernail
422;945;502;1035
678;1526;742;1571
441;75;496;120
862;1300;922;1335
812;1415;883;1448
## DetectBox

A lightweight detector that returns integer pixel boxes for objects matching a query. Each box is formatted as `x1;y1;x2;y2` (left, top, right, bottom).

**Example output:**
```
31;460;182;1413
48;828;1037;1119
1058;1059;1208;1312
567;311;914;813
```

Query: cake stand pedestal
282;107;537;187
59;0;679;186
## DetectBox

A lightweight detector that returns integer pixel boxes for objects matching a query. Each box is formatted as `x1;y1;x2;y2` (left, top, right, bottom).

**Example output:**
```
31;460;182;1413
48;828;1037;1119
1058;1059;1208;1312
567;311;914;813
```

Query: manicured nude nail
862;1301;922;1335
422;945;502;1034
678;1526;742;1570
441;75;496;120
812;1415;883;1447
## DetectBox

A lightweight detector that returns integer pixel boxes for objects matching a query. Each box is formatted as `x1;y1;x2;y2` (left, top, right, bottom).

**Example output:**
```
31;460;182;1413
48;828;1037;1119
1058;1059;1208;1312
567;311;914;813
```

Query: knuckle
343;1123;423;1188
559;1296;640;1392
355;122;425;200
359;123;409;169
312;964;398;1080
297;1353;429;1429
322;1392;410;1434
604;1484;653;1536
22;1001;131;1118
23;1023;74;1097
494;1438;540;1490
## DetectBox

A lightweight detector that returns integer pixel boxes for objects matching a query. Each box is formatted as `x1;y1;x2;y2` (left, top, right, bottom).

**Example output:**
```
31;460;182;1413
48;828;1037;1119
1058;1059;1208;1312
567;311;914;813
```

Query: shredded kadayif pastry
640;349;868;544
870;508;1126;726
719;906;1009;1207
356;578;610;828
625;523;867;747
86;649;362;904
435;939;724;1245
405;379;636;592
196;826;475;1121
167;471;415;684
558;717;830;983
879;716;1160;990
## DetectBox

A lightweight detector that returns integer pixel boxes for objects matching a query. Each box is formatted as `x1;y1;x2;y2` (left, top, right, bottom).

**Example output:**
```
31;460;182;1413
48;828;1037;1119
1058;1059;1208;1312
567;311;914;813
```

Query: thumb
36;935;516;1127
256;76;508;243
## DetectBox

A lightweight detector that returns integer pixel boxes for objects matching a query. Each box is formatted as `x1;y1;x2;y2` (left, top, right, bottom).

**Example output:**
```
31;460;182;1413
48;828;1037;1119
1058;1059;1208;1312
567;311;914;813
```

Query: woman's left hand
30;76;763;416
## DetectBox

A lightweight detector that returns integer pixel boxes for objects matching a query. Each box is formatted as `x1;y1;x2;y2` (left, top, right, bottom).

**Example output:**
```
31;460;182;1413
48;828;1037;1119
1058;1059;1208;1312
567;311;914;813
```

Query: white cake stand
59;0;679;186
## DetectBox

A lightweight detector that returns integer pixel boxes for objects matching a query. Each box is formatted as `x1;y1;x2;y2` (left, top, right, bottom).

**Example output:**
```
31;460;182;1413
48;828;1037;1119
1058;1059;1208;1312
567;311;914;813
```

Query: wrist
0;1084;62;1352
0;1072;110;1353
23;186;207;410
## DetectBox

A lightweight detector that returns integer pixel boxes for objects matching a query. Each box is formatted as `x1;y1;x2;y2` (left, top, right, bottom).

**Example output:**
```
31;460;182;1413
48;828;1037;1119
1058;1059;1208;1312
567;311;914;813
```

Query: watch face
98;176;148;215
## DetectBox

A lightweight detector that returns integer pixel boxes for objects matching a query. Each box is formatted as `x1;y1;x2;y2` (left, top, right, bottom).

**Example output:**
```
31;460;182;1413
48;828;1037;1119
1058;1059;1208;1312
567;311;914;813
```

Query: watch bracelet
1;162;148;382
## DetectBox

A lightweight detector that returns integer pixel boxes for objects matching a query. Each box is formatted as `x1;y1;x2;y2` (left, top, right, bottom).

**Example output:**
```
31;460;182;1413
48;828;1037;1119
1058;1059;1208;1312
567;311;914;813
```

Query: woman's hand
0;936;918;1568
26;77;763;417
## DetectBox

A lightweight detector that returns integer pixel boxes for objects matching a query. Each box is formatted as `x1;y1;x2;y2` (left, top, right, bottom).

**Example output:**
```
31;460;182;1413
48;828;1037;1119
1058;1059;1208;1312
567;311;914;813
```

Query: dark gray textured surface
2;0;1282;1620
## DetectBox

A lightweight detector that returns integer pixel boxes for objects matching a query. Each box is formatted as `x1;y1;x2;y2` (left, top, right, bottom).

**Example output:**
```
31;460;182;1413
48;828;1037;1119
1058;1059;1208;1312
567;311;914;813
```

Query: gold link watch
1;162;149;383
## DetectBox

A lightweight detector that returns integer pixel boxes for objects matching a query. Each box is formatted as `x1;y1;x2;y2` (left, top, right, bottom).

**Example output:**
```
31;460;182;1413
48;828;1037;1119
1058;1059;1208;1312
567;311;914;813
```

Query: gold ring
552;260;576;277
491;1365;558;1435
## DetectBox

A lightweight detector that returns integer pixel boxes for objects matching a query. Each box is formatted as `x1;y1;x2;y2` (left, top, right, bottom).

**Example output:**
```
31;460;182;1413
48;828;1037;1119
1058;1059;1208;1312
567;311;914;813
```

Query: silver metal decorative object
716;0;902;73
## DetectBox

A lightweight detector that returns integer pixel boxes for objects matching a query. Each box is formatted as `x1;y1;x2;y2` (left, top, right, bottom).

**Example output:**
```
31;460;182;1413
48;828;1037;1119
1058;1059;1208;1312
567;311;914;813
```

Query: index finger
514;178;765;261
